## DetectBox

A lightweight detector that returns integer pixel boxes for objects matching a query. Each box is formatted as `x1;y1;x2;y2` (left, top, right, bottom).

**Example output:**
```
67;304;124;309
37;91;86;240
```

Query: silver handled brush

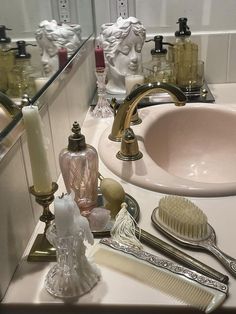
151;195;236;277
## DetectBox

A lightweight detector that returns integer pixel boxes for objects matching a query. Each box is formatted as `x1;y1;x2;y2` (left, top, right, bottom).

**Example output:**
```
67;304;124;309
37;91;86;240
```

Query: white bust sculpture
35;20;81;77
100;16;146;95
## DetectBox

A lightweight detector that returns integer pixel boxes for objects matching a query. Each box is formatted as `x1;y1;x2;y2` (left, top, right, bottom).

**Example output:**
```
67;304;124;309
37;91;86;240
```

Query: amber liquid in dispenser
173;17;199;90
59;122;98;216
0;25;14;93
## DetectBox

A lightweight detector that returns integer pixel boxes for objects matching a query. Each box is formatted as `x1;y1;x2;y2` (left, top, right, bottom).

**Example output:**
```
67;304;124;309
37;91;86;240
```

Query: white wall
94;0;236;83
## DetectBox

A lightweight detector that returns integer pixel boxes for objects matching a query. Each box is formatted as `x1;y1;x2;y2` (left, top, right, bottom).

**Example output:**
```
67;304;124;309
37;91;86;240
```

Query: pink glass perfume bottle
59;122;98;216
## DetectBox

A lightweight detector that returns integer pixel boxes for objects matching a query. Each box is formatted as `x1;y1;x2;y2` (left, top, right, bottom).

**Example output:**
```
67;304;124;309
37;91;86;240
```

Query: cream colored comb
91;238;228;313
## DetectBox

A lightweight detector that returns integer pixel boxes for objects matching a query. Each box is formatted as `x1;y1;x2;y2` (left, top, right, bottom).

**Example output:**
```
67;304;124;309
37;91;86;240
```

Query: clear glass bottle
142;35;176;84
173;17;198;90
59;122;98;217
0;25;14;93
7;41;37;99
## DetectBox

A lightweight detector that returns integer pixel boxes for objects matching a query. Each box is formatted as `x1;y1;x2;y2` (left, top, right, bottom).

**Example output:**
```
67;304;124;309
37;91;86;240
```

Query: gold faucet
109;82;187;142
0;91;21;117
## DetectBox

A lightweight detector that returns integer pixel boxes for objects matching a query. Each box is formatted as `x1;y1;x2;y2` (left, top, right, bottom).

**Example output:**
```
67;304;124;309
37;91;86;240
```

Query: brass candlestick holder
27;182;58;262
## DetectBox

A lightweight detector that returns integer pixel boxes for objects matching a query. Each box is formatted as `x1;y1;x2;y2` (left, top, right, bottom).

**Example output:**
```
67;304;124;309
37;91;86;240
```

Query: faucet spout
109;82;187;141
0;91;21;117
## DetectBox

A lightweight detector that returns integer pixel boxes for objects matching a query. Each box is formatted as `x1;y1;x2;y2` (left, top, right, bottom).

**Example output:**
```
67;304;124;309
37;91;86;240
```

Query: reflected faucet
0;91;21;117
109;82;187;142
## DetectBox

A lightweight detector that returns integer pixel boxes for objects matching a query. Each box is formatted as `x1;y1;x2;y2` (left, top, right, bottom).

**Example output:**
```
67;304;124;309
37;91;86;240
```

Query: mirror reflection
0;0;94;138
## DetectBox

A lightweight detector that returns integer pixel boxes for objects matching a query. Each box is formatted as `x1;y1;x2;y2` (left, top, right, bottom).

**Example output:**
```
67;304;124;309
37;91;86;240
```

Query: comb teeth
92;239;227;313
143;267;214;311
158;196;208;240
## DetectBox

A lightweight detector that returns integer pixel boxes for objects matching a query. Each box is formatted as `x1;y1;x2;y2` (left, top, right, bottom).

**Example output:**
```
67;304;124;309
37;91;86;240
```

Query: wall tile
0;142;34;300
65;43;96;128
194;33;228;84
48;89;71;176
227;34;236;82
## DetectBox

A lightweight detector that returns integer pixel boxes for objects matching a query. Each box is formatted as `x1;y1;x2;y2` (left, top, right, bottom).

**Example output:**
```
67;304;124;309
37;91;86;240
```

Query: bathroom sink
99;103;236;197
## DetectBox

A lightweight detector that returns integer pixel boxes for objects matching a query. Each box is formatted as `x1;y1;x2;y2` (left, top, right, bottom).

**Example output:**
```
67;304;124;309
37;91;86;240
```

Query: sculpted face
37;35;59;76
113;30;143;76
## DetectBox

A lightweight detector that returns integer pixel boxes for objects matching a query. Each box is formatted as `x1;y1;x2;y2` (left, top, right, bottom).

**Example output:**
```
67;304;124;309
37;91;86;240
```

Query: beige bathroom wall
0;38;96;300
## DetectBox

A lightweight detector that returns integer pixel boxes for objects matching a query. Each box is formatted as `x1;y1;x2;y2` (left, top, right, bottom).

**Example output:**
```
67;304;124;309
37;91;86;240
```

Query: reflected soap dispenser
173;17;198;90
143;35;176;84
0;25;14;92
7;40;37;99
59;122;98;217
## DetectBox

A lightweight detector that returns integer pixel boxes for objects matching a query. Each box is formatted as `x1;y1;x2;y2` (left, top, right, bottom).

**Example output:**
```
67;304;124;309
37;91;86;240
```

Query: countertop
2;83;236;314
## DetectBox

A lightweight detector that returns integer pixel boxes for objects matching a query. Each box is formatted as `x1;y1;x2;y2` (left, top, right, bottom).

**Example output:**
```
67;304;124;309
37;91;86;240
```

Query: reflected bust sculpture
35;20;81;77
100;16;146;95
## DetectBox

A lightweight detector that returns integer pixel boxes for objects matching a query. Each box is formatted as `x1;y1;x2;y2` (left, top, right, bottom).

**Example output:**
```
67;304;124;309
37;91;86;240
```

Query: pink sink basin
99;103;236;197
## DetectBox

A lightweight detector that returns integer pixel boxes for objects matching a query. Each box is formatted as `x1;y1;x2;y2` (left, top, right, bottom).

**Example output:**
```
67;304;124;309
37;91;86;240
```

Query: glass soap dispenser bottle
7;40;37;99
0;25;14;93
142;35;176;84
59;121;98;217
173;17;198;90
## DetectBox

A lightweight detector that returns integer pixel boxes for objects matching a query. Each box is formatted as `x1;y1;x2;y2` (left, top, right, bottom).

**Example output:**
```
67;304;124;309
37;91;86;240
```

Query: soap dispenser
173;17;198;90
0;25;14;93
59;122;98;217
142;35;176;84
7;40;37;99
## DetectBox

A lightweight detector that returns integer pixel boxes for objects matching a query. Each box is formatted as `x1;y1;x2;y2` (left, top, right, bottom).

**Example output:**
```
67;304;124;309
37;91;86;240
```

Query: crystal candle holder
92;67;113;118
45;224;100;299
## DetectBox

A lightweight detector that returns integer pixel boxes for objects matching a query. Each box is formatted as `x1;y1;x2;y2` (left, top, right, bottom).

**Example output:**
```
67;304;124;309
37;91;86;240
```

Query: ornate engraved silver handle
202;241;236;277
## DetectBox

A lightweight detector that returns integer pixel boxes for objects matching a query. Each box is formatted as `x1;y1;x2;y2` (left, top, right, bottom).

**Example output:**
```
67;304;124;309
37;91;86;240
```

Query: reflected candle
125;74;144;94
95;46;105;69
22;105;52;193
58;47;68;69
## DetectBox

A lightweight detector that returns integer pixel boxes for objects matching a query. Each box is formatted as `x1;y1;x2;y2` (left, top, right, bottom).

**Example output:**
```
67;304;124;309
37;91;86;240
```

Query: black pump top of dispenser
151;35;167;55
15;41;31;59
0;25;12;43
175;17;191;37
68;121;86;151
146;35;173;55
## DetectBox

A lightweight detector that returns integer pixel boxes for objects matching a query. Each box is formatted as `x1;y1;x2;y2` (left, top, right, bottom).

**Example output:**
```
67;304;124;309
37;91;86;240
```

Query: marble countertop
2;83;236;313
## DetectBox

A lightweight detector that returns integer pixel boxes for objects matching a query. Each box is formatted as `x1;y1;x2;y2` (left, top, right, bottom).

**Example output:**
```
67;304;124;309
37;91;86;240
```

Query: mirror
0;0;94;139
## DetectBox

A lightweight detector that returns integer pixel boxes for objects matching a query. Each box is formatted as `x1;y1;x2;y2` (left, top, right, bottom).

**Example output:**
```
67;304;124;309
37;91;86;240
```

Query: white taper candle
54;196;74;237
22;105;52;193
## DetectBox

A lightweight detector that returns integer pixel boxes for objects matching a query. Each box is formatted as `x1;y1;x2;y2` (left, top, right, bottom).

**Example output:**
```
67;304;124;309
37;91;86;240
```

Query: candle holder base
27;182;58;262
92;68;113;118
27;234;56;262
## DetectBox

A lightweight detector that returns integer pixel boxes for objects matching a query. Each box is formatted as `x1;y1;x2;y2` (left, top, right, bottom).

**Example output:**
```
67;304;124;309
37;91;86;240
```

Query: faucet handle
110;97;119;116
116;127;143;161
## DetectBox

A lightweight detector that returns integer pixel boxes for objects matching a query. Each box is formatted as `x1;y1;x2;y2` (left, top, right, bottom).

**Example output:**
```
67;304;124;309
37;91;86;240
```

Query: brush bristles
92;244;225;313
158;196;208;240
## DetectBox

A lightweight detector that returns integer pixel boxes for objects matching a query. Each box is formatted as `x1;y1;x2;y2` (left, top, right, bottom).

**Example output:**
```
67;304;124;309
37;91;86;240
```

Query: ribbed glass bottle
59;122;98;217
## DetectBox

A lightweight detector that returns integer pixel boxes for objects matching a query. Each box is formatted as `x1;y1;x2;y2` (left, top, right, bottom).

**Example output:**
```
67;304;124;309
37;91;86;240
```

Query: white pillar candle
125;74;144;94
22;105;52;193
54;196;74;237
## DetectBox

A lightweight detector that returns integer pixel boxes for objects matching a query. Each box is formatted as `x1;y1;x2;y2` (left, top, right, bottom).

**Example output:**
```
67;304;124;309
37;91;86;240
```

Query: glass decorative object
92;68;113;118
45;192;101;299
45;224;100;298
59;122;98;217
